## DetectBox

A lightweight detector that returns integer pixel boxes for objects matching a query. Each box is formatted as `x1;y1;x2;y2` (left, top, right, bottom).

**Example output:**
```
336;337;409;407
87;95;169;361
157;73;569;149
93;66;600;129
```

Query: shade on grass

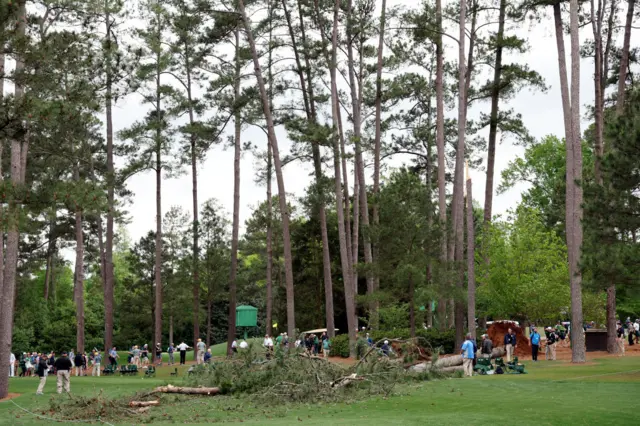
1;355;638;425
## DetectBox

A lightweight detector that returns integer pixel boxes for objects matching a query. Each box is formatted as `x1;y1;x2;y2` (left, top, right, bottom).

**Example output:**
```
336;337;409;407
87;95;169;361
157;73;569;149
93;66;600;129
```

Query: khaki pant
505;344;514;362
36;376;46;394
463;358;473;377
618;338;625;356
322;348;329;359
197;352;204;365
92;363;101;376
56;370;70;394
549;343;556;360
75;366;84;376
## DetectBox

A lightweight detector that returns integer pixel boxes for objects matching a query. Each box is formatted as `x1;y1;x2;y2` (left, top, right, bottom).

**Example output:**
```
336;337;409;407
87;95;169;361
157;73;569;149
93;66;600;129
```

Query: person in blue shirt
460;334;475;377
530;327;541;361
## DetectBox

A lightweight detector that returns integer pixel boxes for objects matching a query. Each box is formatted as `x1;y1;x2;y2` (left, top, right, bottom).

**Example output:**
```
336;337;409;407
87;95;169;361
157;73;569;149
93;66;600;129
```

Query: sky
114;0;606;245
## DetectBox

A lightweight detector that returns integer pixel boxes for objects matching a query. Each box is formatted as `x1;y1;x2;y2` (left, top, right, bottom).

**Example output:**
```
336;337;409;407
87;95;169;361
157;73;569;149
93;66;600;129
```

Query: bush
331;329;456;358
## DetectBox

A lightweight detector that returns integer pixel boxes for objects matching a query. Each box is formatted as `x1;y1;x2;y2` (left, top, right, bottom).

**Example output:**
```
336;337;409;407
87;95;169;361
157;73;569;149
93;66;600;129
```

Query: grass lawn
2;355;639;425
113;338;263;363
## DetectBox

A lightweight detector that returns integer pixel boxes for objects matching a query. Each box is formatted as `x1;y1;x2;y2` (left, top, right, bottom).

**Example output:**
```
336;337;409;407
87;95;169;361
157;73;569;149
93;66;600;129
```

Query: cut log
410;347;506;371
129;400;160;407
153;385;220;396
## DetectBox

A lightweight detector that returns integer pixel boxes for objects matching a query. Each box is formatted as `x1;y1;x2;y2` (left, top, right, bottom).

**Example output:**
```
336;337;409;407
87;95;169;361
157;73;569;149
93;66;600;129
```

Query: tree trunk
435;0;447;331
266;142;274;338
43;214;56;301
169;314;174;347
616;0;635;113
451;0;468;349
154;41;164;352
238;0;297;347
0;53;4;300
372;0;387;332
284;0;334;337
154;385;220;395
74;228;85;354
346;0;375;329
0;0;26;400
569;0;585;363
104;5;116;354
227;28;241;356
483;0;506;226
187;45;201;350
74;161;85;354
326;0;357;355
466;164;476;340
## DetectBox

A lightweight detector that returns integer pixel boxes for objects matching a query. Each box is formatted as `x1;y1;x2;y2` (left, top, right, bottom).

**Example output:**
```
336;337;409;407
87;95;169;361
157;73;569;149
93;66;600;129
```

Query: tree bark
569;0;585;363
154;31;164;352
43;214;56;301
616;0;635;113
0;53;4;301
104;4;116;354
74;162;85;354
346;0;375;329
265;142;274;337
169;314;174;347
186;38;201;352
372;0;387;332
227;28;241;356
435;0;447;331
0;0;26;400
483;0;506;226
451;0;468;349
206;299;212;346
284;0;334;337
238;0;297;347
153;385;220;395
466;164;476;340
326;0;357;354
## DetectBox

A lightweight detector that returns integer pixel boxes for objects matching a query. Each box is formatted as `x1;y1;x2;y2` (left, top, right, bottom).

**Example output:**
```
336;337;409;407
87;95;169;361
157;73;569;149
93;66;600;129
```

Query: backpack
496;366;504;374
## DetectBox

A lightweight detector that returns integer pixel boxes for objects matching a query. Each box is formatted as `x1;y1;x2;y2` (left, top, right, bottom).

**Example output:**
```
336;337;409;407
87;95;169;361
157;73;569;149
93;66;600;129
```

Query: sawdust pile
487;322;530;357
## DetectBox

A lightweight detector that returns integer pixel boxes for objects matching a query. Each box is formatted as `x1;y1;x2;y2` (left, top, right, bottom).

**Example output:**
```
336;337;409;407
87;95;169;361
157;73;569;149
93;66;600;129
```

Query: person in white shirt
239;340;248;349
231;340;238;354
263;335;274;359
9;352;16;377
176;341;190;365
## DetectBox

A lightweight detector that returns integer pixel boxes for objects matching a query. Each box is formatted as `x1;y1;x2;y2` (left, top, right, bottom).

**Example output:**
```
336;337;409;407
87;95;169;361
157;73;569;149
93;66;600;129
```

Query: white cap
384;340;389;345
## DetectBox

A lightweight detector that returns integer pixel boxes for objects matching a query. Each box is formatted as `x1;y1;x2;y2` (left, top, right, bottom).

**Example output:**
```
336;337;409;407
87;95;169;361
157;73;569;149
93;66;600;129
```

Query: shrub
330;329;456;358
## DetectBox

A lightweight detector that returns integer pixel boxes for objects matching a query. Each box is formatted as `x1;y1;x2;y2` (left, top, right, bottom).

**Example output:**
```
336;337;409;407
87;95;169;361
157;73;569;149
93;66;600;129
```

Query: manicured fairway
2;355;639;425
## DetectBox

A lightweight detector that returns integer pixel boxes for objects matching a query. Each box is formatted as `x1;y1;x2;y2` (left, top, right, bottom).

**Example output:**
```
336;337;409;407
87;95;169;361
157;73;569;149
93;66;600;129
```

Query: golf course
2;351;639;425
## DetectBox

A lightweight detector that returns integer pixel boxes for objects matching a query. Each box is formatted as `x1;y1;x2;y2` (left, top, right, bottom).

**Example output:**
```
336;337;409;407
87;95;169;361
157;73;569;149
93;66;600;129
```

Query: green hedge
330;329;456;358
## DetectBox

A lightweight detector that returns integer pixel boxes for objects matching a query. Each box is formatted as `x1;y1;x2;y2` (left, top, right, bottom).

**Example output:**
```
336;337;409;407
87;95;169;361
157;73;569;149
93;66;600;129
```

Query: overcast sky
115;0;606;245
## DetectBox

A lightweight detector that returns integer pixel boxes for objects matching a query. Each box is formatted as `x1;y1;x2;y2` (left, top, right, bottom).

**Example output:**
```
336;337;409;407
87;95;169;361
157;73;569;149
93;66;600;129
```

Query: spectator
74;352;84;376
36;355;48;395
381;340;390;357
155;343;163;366
231;340;238;354
530;327;541;361
92;352;102;376
204;348;212;363
131;346;141;367
167;343;175;365
461;334;475;377
481;334;493;358
322;336;331;359
9;352;15;377
54;352;72;394
177;341;190;365
196;339;206;365
239;340;249;349
108;347;118;366
503;329;517;362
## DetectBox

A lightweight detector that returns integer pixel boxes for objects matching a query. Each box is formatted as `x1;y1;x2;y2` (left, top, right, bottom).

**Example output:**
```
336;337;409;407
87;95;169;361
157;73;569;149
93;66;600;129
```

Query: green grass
113;338;263;363
2;356;639;425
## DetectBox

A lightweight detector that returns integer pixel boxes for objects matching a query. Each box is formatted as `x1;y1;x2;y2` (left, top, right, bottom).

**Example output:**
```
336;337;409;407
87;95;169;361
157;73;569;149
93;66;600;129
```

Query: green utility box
236;305;258;327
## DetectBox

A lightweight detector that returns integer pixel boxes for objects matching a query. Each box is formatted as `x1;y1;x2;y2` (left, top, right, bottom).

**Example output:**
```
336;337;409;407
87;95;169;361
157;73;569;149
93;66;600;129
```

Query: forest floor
2;351;640;425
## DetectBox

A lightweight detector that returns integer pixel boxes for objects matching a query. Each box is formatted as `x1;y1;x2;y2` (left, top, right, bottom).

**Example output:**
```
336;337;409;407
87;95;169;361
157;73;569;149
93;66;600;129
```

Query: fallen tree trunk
153;385;220;396
129;400;160;408
410;347;506;372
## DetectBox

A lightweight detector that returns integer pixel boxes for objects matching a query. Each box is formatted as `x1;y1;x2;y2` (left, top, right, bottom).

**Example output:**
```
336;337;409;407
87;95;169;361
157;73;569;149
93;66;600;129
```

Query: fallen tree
153;385;220;396
129;400;159;407
409;347;506;372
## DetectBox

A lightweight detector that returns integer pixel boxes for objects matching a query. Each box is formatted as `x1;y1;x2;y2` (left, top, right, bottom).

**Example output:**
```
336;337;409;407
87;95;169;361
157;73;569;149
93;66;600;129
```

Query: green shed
236;305;258;327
